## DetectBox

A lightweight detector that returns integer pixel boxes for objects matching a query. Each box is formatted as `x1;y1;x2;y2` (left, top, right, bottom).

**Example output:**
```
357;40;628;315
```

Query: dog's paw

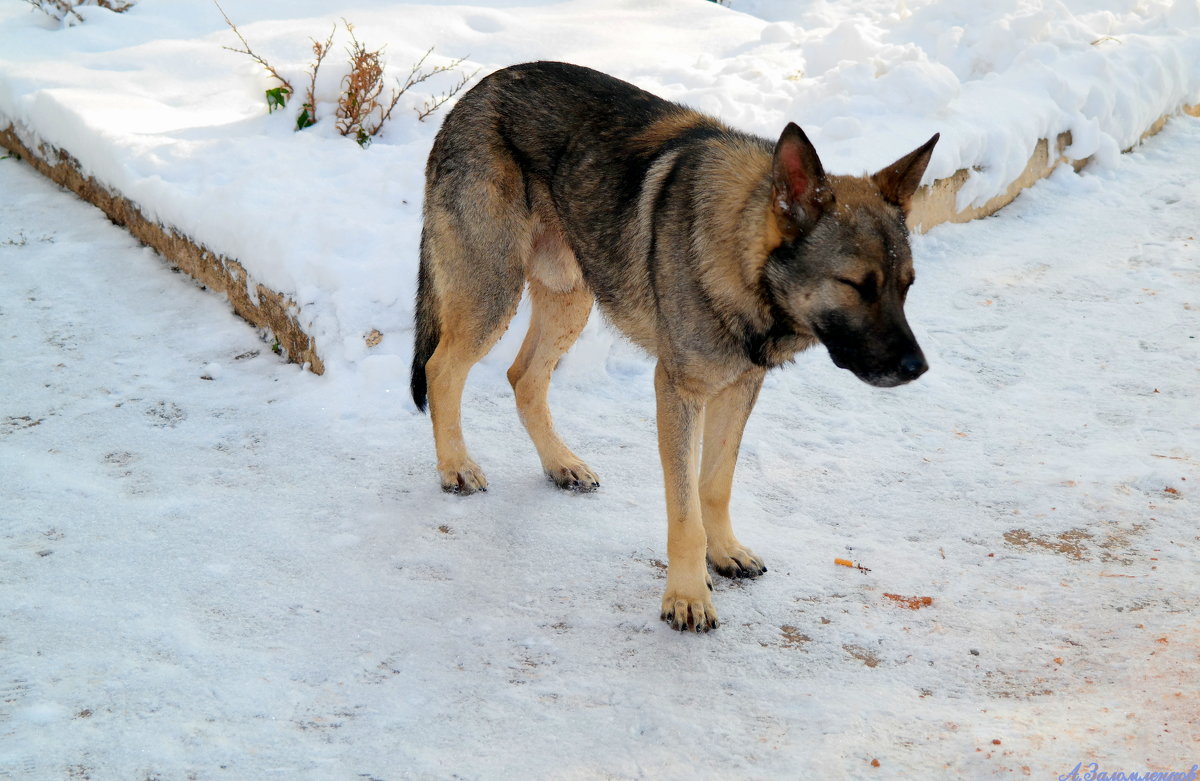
708;543;767;580
660;585;719;632
544;460;600;493
439;460;488;495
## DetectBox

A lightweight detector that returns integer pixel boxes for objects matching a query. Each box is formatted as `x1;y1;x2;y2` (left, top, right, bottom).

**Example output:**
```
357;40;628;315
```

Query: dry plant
215;4;477;144
297;25;336;130
23;0;135;24
336;25;479;146
335;21;394;146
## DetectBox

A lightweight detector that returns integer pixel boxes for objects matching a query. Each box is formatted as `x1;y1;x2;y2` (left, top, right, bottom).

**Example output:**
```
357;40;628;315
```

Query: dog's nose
898;352;928;380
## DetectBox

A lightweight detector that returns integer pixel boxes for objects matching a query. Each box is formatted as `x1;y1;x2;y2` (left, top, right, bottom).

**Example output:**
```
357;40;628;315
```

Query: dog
410;61;938;632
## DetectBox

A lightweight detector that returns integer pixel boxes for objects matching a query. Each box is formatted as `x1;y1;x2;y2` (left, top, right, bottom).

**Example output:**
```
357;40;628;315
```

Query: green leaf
296;105;315;131
265;86;291;113
356;128;372;148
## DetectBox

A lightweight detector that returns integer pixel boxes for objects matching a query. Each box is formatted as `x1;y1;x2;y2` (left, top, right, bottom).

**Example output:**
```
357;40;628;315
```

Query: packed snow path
2;121;1198;777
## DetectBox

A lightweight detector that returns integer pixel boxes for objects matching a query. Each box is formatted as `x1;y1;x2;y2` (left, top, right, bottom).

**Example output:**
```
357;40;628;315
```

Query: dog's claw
661;593;719;632
708;544;767;580
439;460;488;495
717;560;765;579
442;481;487;495
546;463;600;493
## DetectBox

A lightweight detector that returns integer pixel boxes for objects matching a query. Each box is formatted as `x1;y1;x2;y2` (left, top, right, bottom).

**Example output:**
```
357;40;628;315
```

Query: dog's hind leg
699;370;768;579
426;324;511;494
506;238;600;491
422;206;526;495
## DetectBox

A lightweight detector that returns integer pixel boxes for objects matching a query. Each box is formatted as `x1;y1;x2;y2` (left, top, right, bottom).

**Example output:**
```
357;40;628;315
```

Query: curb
0;123;325;375
910;105;1200;231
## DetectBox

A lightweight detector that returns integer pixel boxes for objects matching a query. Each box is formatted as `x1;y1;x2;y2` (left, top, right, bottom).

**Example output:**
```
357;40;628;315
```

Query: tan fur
426;285;520;493
632;109;715;151
654;362;715;629
696;143;773;279
421;157;530;493
526;184;582;293
692;139;781;341
698;370;766;575
507;278;598;487
763;200;787;258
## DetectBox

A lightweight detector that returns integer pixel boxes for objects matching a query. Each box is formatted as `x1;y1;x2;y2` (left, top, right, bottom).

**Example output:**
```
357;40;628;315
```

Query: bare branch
368;85;405;137
401;49;471;95
299;23;336;128
212;0;293;93
22;0;85;23
416;66;479;122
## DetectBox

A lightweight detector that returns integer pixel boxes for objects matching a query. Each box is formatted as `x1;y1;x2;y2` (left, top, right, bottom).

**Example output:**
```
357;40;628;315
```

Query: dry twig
23;0;134;23
213;0;294;96
400;48;479;122
298;24;336;130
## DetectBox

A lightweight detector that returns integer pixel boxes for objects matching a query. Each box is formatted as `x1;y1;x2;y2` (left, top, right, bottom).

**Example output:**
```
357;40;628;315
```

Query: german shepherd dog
411;62;938;632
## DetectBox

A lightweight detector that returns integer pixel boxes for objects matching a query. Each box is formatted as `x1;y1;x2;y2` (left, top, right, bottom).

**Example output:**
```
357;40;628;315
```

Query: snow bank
0;0;1197;377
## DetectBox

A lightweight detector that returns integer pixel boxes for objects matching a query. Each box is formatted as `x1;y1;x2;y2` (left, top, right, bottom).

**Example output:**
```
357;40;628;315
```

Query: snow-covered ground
3;86;1198;781
2;0;1199;778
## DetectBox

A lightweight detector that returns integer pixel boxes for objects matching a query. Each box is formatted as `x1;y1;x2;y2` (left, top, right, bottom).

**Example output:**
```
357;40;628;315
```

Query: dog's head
763;124;939;388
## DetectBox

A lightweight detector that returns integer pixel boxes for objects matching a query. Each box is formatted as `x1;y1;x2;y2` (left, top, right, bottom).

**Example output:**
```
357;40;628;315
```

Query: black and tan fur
411;62;938;632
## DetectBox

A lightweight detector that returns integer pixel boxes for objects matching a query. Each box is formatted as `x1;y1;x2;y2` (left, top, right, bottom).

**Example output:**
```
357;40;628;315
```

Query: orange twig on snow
882;593;933;609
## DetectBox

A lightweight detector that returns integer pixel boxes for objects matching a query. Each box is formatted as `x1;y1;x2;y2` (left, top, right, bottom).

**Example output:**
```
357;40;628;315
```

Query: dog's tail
410;231;439;413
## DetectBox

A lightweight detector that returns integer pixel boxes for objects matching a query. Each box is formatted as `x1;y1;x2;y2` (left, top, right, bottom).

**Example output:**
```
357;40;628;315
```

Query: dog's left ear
772;123;832;239
873;133;940;213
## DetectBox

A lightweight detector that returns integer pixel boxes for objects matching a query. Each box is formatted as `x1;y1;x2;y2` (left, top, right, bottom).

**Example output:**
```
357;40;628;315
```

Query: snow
1;0;1199;777
4;90;1200;781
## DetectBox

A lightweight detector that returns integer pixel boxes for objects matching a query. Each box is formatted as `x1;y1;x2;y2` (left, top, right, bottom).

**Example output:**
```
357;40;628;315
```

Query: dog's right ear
771;123;832;240
873;132;940;213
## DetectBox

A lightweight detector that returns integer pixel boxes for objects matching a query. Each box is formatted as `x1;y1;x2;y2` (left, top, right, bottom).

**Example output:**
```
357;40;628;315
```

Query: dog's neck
743;259;817;368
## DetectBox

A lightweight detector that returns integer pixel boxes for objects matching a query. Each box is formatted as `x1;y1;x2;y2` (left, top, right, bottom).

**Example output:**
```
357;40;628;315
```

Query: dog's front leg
701;369;768;579
654;361;717;632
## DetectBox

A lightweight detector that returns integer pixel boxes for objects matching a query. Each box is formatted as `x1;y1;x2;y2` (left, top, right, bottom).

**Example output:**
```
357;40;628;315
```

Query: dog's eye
836;276;879;302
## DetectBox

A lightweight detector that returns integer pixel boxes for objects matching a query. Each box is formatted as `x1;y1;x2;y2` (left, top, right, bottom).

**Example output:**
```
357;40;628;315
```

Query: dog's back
412;62;776;405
